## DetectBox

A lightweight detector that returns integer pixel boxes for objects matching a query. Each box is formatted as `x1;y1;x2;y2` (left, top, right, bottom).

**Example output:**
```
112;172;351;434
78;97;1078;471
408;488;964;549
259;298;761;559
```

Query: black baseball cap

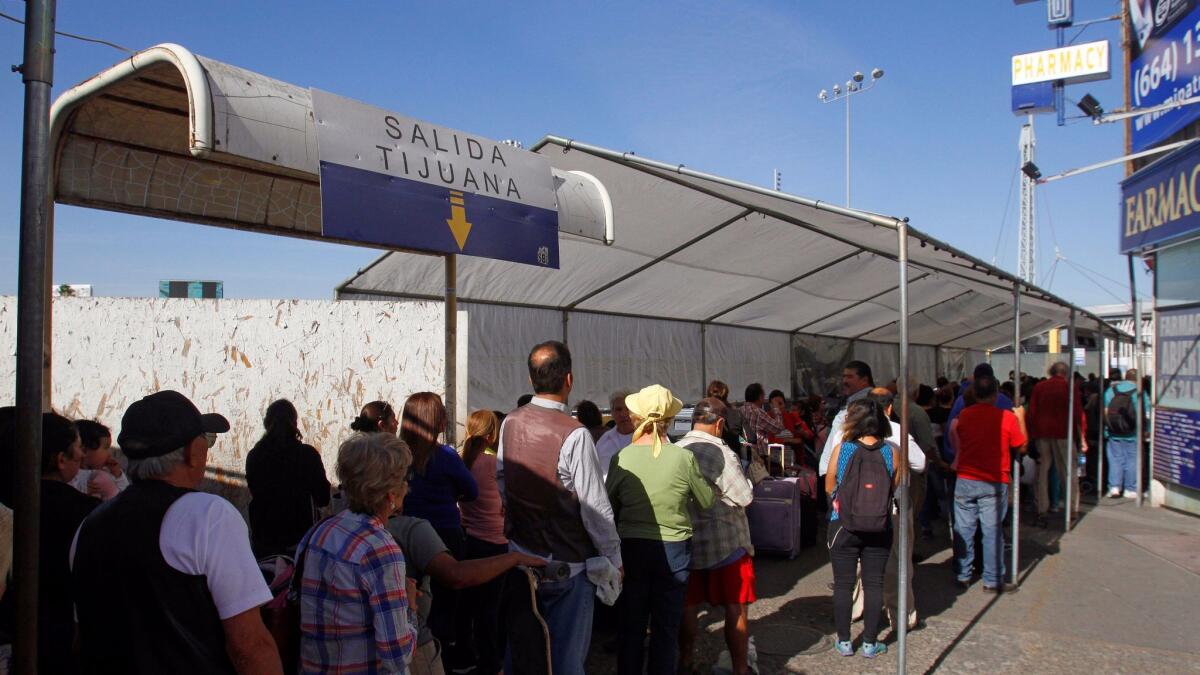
118;390;230;459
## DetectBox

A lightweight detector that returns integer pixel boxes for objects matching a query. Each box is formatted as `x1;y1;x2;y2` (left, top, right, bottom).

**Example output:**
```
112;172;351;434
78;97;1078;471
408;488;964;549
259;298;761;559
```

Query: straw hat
625;384;683;457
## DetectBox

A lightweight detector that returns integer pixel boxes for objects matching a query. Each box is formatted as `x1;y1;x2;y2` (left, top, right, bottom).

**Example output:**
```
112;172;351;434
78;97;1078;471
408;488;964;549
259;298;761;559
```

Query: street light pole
819;68;884;209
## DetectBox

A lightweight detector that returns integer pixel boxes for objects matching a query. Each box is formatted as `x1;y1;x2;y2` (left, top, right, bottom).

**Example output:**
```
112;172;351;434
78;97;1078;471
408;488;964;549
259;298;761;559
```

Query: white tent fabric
338;137;1126;410
704;325;792;403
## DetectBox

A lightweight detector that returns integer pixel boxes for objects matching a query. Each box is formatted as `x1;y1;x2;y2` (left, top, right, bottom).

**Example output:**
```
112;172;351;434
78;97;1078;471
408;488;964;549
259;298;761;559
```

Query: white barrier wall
1;297;444;499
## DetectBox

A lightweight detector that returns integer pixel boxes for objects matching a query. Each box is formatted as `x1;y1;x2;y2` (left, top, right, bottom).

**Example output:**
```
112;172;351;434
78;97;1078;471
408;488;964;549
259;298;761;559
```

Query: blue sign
1156;303;1200;411
1154;407;1200;491
1120;138;1200;252
1012;80;1057;115
1048;0;1073;26
311;89;560;268
1130;0;1200;151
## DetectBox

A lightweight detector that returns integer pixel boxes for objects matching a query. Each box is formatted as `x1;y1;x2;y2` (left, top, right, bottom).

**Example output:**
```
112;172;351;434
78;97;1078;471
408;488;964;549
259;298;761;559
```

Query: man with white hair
71;390;282;674
595;389;635;481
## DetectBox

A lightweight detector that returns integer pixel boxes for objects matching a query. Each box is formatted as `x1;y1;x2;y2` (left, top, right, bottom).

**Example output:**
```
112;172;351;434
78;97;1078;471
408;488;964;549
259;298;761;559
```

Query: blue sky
0;0;1150;306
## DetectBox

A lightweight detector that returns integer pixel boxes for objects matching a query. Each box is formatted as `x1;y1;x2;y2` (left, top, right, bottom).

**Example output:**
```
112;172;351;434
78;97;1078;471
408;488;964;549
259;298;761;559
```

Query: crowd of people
0;340;1149;674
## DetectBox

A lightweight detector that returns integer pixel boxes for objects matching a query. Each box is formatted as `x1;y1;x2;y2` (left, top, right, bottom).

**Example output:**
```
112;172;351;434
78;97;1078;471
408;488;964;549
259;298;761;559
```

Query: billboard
311;89;560;268
1120;138;1200;252
1129;0;1200;151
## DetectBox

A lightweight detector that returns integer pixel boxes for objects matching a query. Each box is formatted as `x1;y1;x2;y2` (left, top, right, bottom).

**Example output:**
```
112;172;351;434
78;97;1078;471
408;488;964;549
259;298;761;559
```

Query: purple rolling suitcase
747;443;804;559
747;477;803;558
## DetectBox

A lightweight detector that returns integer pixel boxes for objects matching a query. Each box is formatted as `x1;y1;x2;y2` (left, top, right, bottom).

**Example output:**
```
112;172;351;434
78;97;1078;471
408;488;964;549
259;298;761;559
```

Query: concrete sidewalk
586;497;1200;674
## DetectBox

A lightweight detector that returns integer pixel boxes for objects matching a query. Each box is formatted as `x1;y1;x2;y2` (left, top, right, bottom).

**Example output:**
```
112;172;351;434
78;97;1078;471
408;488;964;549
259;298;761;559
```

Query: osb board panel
0;297;444;487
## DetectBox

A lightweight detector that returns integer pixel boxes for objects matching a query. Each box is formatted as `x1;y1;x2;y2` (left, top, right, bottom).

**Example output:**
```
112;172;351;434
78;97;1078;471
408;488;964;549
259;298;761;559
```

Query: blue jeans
1107;437;1138;493
538;571;595;675
953;478;1008;586
619;538;691;675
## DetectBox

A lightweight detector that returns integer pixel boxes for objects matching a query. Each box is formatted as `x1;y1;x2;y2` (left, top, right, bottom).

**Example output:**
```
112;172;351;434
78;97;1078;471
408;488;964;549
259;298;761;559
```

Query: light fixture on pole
818;67;884;207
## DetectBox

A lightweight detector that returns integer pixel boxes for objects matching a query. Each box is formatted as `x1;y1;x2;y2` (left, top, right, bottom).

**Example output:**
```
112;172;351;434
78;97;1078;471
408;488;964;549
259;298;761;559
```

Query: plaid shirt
299;510;416;674
677;430;755;568
742;403;785;456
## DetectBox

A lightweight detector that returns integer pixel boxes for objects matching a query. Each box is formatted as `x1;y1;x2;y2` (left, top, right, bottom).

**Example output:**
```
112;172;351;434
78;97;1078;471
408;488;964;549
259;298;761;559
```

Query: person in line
1104;369;1146;499
72;391;281;674
245;399;331;557
740;383;785;462
70;419;129;500
864;388;925;632
351;400;400;434
949;374;1026;593
676;398;756;675
40;412;100;674
298;432;416;674
595;389;635;482
1028;362;1087;526
497;341;622;674
575;400;607;444
607;385;714;675
457;409;509;675
705;380;744;452
400;392;478;670
818;361;876;474
943;364;1014;462
767;389;814;464
515;394;533;408
921;387;955;539
825;399;897;659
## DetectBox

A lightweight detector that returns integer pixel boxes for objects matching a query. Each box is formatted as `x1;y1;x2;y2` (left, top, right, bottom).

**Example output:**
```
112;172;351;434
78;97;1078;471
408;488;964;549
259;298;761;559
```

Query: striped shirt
299;510;416;674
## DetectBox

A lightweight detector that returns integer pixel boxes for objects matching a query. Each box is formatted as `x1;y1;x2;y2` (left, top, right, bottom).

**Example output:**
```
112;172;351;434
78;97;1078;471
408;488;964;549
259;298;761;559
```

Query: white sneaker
1108;488;1122;498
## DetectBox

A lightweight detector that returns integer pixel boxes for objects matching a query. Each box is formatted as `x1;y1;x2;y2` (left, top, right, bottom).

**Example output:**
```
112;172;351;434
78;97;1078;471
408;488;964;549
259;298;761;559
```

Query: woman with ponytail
245;398;331;556
455;410;508;673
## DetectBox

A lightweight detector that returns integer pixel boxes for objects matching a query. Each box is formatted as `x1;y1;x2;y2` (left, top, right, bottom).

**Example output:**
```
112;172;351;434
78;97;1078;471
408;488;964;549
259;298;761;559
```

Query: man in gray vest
497;340;622;673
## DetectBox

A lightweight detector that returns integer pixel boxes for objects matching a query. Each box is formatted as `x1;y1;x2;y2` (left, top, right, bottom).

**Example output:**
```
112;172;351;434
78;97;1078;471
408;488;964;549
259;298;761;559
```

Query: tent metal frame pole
1011;281;1022;586
896;220;911;673
564;208;753;310
700;323;708;398
14;1;56;671
445;254;458;446
1065;308;1077;531
562;310;569;345
704;249;863;323
793;272;930;333
1129;255;1145;507
849;289;976;341
1098;332;1107;498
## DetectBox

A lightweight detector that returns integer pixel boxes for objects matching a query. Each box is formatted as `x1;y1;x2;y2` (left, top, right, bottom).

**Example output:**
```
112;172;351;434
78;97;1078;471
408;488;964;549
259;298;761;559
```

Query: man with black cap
70;390;282;674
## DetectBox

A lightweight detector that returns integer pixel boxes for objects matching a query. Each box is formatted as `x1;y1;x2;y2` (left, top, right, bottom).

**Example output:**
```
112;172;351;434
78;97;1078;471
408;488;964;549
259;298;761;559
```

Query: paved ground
585;496;1200;674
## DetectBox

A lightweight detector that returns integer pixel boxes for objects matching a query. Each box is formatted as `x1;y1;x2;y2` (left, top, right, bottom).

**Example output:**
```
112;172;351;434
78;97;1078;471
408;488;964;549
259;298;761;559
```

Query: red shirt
954;403;1026;484
1028;375;1086;440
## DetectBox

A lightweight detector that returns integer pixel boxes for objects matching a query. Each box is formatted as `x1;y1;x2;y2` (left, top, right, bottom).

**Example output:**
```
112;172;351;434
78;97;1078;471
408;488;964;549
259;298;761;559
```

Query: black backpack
836;441;894;533
1106;390;1137;436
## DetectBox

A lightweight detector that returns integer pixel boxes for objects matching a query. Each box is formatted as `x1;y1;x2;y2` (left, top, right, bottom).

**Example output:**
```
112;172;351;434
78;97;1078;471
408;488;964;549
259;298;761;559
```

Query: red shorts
686;553;756;606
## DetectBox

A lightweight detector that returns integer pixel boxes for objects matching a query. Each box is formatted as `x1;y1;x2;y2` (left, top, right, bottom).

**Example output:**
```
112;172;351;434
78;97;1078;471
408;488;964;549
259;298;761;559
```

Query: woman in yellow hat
606;385;715;675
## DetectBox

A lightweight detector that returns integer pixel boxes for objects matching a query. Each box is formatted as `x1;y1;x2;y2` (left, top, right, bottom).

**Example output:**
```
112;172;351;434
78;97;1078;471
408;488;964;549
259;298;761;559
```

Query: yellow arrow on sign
446;190;472;250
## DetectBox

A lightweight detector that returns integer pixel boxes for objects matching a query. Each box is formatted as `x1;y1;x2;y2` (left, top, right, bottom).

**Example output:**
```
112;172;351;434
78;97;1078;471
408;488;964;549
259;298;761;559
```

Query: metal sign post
1130;255;1145;507
1011;281;1022;585
1098;332;1107;498
896;220;911;673
445;254;457;447
1065;308;1077;530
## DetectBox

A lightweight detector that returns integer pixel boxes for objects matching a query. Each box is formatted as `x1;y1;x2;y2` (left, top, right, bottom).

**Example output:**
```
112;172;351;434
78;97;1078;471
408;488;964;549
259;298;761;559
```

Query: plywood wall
1;297;444;509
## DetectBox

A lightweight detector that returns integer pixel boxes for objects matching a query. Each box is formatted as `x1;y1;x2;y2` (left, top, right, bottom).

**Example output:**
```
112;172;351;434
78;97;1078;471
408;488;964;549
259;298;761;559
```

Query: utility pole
15;1;57;672
1019;117;1037;284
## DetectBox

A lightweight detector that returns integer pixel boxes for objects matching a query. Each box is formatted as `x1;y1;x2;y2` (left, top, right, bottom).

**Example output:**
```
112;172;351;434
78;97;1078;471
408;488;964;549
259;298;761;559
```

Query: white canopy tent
337;136;1128;411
